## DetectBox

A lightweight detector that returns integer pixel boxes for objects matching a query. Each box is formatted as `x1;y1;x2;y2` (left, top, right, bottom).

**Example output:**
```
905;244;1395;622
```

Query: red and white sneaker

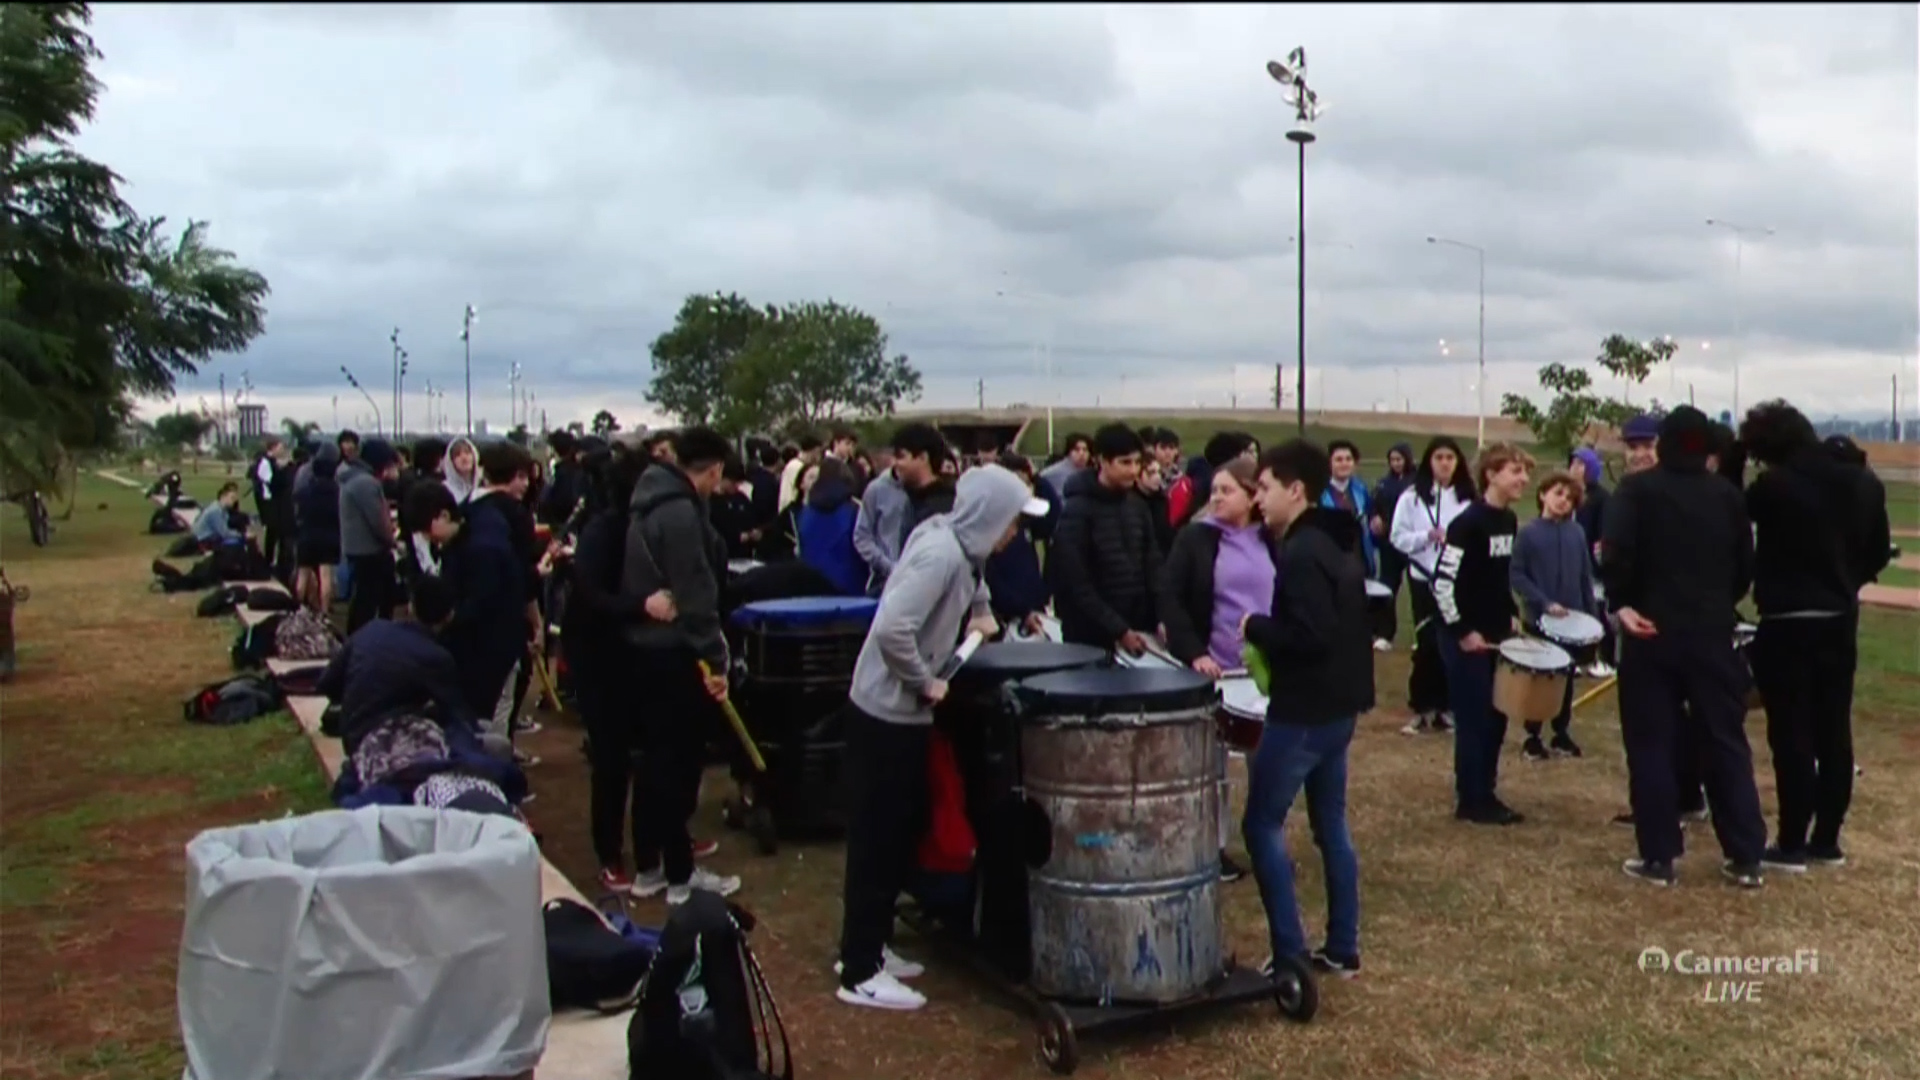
598;866;633;893
692;838;720;860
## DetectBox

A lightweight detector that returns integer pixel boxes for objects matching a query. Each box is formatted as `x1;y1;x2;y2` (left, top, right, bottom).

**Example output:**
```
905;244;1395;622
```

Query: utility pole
1273;363;1284;410
218;373;227;447
1266;49;1321;433
461;304;477;435
976;378;985;411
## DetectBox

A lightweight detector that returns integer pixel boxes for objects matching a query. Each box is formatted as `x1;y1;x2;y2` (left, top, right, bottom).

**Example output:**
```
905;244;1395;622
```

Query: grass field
3;464;1917;1080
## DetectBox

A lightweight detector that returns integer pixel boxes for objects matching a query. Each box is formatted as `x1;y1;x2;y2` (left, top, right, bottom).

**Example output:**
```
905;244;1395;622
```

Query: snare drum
1536;610;1605;667
1734;622;1761;712
1216;674;1268;755
1492;638;1574;723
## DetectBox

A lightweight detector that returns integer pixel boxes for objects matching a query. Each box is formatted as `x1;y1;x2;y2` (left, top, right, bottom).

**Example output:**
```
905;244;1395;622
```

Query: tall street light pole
1267;49;1322;434
340;365;382;436
460;304;478;435
1705;218;1773;418
1427;235;1487;448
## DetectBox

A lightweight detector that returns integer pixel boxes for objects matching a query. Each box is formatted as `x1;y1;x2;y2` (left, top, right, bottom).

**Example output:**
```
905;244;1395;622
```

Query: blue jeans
1241;716;1360;962
1438;635;1507;810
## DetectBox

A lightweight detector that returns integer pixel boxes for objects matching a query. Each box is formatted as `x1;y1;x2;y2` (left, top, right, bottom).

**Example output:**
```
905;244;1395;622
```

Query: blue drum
727;596;881;846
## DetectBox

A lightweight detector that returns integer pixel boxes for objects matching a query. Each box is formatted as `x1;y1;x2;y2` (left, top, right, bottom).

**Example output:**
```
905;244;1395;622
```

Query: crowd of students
242;399;1890;1015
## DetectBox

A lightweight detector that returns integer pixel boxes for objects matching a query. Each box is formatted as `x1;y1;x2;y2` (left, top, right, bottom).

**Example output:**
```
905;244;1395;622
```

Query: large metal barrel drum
1015;666;1224;1005
936;641;1107;980
729;596;880;841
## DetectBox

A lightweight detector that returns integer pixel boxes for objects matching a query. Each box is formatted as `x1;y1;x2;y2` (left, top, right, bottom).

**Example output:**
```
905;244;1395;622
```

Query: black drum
934;641;1106;980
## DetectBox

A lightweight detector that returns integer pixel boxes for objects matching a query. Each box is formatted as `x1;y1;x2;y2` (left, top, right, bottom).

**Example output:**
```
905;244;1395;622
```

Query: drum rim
1498;637;1573;669
1537;610;1604;644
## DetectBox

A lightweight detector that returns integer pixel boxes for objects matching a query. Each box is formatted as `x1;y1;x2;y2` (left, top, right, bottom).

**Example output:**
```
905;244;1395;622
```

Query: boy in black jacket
1433;442;1533;826
1239;440;1375;980
1602;405;1766;888
1049;424;1162;654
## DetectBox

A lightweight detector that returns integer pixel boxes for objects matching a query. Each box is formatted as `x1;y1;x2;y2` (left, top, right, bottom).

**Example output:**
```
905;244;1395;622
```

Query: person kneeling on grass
192;482;247;550
1509;468;1597;761
1238;440;1374;982
835;464;1048;1012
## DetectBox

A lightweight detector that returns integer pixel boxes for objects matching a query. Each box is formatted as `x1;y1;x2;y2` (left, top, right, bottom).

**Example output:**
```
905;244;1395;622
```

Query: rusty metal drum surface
1014;666;1223;1005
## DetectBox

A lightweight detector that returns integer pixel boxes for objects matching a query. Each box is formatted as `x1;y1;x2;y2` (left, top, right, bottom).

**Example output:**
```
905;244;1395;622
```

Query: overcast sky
83;3;1917;435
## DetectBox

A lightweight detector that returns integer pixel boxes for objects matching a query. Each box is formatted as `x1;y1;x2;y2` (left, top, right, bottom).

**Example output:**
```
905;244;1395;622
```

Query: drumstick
936;631;986;682
1570;675;1617;712
698;659;768;773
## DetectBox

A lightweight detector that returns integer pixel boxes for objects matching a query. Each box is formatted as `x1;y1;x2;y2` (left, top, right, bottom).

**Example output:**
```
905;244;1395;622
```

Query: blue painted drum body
1014;667;1224;1005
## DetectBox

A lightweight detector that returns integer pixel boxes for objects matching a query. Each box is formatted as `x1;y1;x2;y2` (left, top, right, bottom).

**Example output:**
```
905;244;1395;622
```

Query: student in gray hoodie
340;438;401;633
1509;469;1597;759
835;464;1045;1013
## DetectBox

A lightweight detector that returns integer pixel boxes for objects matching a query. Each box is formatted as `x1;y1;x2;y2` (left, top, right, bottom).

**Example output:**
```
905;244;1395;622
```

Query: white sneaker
1372;638;1392;652
630;869;669;899
1586;661;1615;678
835;946;925;981
836;970;927;1011
666;868;741;905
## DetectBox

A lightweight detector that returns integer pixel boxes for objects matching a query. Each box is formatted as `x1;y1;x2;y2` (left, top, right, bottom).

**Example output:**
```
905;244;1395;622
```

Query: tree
279;417;320;443
645;292;773;427
152;410;210;456
0;3;269;492
1500;334;1676;454
565;420;587;437
590;409;620;437
717;300;921;436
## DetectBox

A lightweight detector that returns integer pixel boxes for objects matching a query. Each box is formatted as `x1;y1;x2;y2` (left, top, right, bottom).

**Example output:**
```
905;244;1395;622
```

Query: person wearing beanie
340;437;401;632
1600;405;1767;889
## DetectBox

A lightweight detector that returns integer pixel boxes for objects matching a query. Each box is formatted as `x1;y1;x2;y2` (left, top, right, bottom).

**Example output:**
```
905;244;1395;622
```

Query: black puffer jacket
1047;468;1162;647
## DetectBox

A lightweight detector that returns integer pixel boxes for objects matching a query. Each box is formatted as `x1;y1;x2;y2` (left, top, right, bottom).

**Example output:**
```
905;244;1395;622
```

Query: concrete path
1861;583;1920;611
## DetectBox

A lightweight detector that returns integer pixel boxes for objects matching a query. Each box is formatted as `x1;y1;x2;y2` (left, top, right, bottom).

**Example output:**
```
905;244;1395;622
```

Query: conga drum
1492;638;1574;723
1536;610;1605;668
1734;622;1761;712
1364;579;1394;642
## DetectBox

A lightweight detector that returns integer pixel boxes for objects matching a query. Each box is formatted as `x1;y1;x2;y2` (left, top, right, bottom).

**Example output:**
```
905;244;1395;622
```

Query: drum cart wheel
1037;1002;1078;1075
1268;953;1319;1022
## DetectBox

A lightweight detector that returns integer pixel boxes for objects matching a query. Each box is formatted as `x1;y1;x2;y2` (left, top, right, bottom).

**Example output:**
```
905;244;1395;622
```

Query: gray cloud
81;2;1917;433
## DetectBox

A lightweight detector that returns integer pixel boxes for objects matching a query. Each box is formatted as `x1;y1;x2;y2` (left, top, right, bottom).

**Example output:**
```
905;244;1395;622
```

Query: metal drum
1735;622;1761;712
730;596;881;840
1016;666;1224;1006
938;641;1107;980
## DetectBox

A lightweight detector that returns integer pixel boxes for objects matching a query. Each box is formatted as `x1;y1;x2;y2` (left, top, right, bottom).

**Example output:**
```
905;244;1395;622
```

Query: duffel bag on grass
179;807;550;1080
183;674;282;726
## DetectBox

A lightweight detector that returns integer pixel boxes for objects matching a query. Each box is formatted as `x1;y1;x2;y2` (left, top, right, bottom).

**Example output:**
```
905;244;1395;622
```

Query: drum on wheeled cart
932;641;1107;981
900;665;1315;1076
723;596;879;853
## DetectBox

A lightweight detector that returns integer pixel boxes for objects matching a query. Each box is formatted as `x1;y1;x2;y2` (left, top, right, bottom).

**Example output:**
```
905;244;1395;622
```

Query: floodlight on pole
1705;218;1773;418
1427;235;1488;448
340;364;382;436
460;304;478;435
1267;47;1323;434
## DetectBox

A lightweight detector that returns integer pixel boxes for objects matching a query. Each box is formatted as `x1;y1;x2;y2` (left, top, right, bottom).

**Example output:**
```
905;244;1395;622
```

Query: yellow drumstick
699;659;768;773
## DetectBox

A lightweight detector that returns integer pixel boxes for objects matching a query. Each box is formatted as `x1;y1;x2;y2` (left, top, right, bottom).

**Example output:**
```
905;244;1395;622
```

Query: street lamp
1267;48;1323;433
1427;235;1488;448
340;365;382;436
460;304;478;435
1705;218;1773;418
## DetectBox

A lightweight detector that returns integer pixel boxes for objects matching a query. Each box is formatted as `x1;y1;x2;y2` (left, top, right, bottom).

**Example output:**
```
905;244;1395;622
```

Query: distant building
236;403;267;442
474;419;490;437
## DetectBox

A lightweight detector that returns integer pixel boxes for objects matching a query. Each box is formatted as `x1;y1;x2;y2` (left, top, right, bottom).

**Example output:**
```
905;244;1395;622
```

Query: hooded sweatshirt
1370;442;1416;535
620;461;731;670
295;444;343;552
797;470;866;596
849;465;1029;726
442;437;479;505
1744;445;1859;618
1570;447;1610;561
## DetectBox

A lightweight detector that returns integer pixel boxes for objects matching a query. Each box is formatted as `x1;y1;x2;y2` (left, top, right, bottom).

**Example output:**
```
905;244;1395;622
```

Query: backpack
273;608;338;661
196;585;249;618
231;614;286;669
628;891;791;1080
183;674;283;726
150;507;189;535
209;544;270;583
546;899;661;1013
247;587;297;612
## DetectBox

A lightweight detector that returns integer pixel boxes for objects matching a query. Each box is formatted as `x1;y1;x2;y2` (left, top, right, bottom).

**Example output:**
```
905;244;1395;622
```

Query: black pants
579;654;644;869
1375;546;1406;642
1406;577;1450;715
345;551;396;633
1616;631;1766;865
264;519;295;587
838;706;930;989
633;646;715;885
1753;615;1857;851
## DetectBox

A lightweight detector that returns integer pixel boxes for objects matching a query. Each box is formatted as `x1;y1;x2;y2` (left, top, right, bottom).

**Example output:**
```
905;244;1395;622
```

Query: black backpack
231;614;286;669
196;585;249;618
183;674;283;726
546;899;659;1013
628;891;791;1080
209;544;270;583
246;587;297;612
